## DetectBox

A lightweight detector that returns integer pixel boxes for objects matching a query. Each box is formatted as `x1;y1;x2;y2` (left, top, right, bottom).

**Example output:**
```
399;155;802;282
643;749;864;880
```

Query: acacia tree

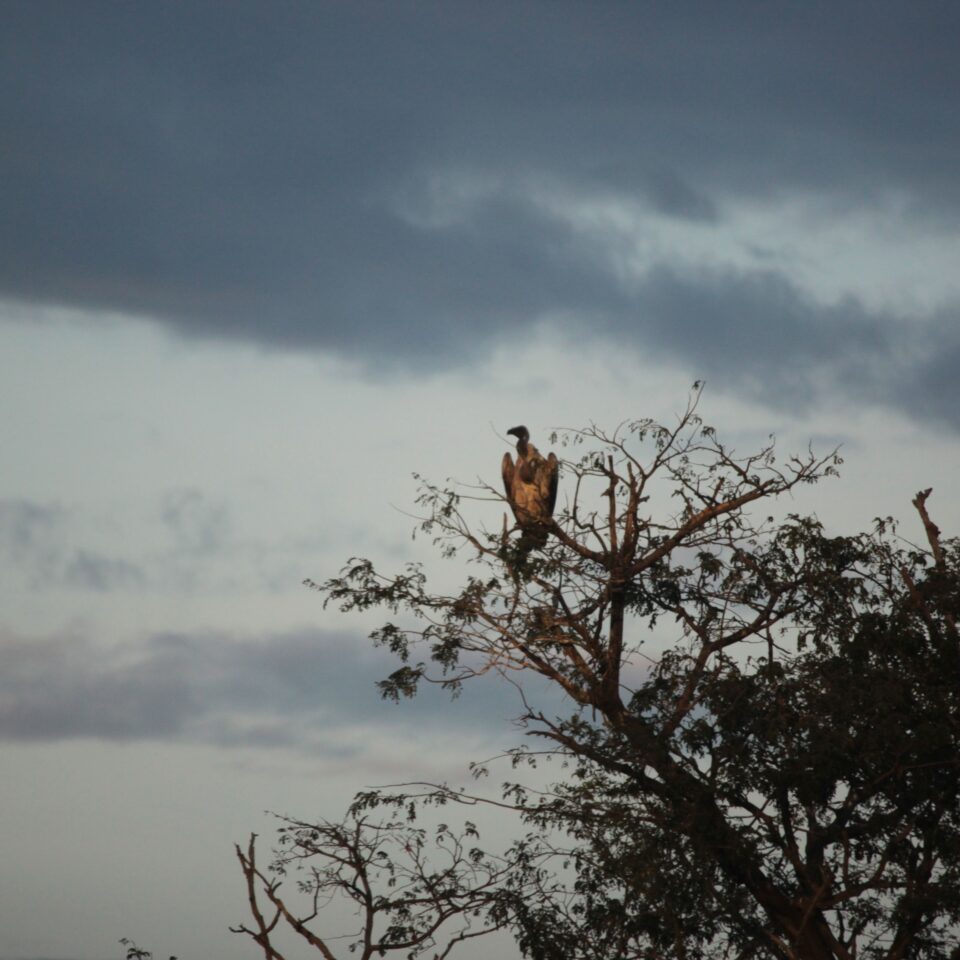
235;393;960;960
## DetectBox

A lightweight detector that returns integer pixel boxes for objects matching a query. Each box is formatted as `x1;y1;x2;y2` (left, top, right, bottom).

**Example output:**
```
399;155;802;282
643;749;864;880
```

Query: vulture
501;425;559;553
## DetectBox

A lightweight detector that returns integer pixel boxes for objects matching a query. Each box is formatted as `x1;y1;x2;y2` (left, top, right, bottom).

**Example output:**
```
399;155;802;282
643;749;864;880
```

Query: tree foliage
235;392;960;960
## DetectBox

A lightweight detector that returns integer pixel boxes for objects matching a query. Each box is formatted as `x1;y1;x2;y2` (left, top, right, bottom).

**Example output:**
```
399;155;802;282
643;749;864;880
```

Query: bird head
506;425;530;442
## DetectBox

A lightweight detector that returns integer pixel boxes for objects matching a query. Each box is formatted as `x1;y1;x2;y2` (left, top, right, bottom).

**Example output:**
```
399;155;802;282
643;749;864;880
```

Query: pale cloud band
0;626;525;754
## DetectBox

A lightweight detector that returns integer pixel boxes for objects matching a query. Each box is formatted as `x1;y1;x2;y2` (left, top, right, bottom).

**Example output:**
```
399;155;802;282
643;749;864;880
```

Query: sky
2;2;960;958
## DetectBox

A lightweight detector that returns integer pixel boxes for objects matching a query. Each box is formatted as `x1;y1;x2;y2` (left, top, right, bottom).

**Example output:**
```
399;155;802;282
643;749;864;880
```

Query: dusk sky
2;3;960;958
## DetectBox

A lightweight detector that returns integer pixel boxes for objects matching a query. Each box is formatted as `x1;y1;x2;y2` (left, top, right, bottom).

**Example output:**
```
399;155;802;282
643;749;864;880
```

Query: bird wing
501;452;515;501
545;453;559;516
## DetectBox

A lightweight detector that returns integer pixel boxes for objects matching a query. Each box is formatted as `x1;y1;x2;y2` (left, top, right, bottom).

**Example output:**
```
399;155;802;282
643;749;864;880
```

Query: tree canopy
233;393;960;960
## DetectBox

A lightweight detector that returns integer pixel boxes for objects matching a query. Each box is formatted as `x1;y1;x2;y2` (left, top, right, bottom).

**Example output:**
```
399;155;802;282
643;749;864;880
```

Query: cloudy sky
2;2;960;958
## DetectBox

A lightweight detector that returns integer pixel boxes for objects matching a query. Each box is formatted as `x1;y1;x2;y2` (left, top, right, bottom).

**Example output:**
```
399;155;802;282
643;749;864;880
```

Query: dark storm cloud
892;323;960;431
0;627;531;748
1;2;958;408
619;266;896;406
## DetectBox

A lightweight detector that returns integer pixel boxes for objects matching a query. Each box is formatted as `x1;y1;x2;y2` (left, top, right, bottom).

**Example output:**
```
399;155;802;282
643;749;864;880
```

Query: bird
501;425;559;554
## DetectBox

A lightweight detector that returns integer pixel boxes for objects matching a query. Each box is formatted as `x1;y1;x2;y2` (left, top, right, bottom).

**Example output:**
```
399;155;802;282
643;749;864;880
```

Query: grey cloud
160;488;230;554
0;632;194;741
0;492;318;597
0;497;149;592
0;2;957;416
62;550;146;592
0;498;63;558
0;627;531;749
0;497;67;585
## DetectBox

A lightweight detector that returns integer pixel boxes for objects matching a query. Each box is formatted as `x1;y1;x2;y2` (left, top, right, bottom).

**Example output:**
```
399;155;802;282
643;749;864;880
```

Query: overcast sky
2;3;960;958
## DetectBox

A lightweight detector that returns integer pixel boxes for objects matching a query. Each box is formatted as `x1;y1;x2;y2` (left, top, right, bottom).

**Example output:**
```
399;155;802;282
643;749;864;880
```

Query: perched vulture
501;425;559;552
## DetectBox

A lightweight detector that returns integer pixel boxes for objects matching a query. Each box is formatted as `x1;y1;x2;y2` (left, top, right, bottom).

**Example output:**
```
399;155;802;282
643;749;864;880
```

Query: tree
235;392;960;960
